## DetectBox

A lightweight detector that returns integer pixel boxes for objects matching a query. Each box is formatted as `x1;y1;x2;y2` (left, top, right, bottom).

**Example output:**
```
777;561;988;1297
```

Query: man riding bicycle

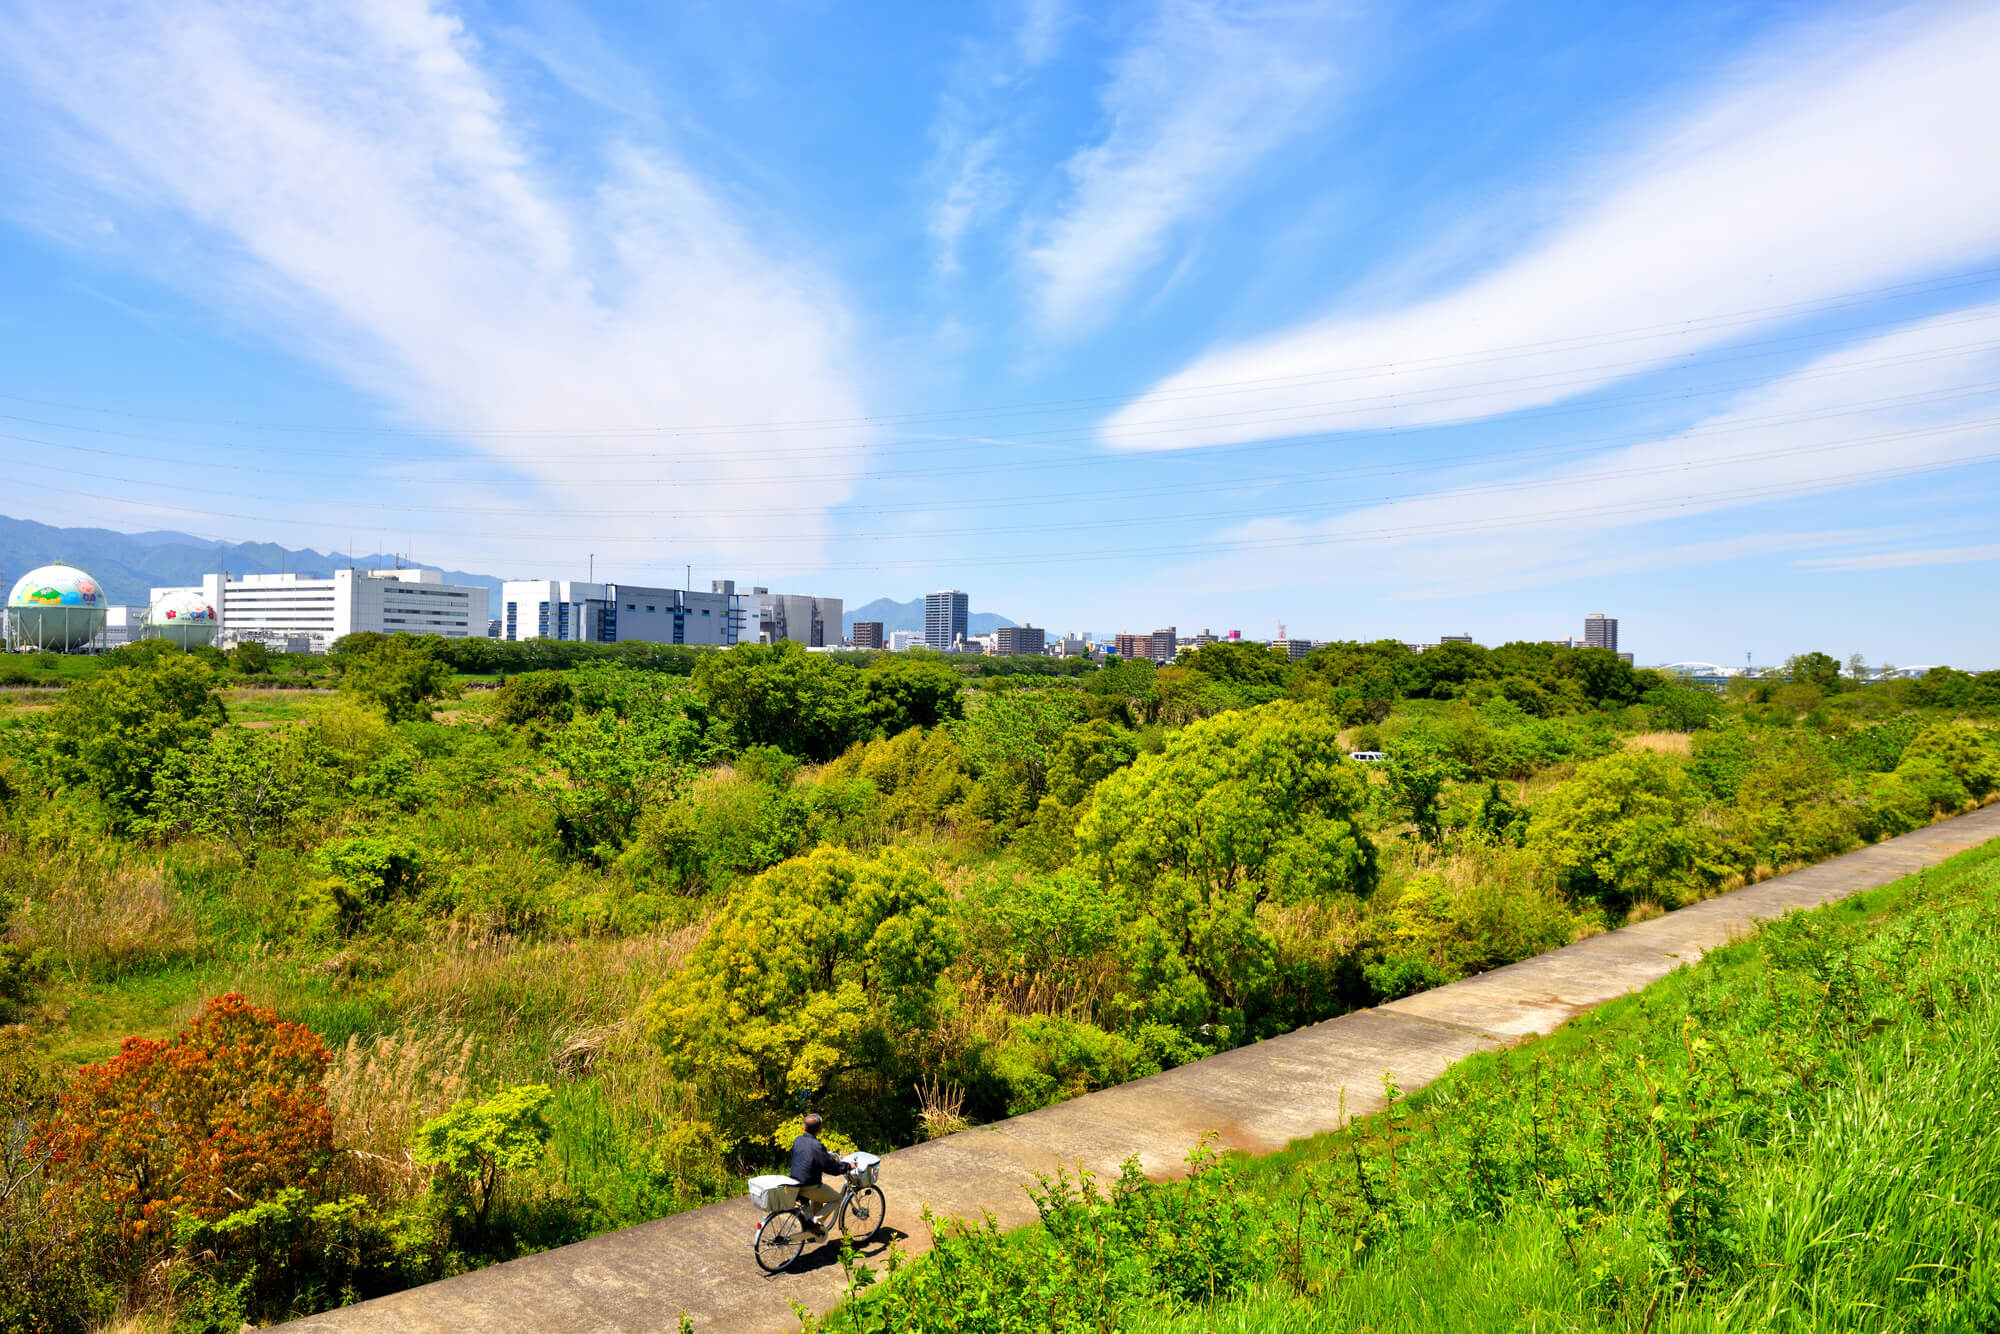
788;1113;850;1236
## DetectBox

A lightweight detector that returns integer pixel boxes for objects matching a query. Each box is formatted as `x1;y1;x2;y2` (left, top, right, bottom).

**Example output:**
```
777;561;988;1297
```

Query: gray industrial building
501;579;739;645
750;589;842;647
925;589;969;650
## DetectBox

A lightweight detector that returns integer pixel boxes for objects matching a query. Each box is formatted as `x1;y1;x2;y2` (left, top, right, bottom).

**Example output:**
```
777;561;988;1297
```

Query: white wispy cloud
926;0;1071;278
1024;0;1338;335
1178;301;2000;599
0;0;867;576
1799;544;2000;572
1099;1;2000;448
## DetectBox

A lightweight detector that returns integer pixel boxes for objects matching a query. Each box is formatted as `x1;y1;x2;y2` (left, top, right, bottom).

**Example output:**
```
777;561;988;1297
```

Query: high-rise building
994;625;1045;655
851;621;885;650
1275;639;1316;661
1584;613;1618;653
925;589;969;650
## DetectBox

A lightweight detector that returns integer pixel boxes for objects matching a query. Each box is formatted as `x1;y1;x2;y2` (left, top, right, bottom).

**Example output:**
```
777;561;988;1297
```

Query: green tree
1644;683;1725;733
1385;745;1461;846
1178;641;1291;688
646;846;958;1140
862;655;966;735
1075;701;1377;1028
336;635;458;722
491;670;573;733
1293;639;1414;724
411;1084;553;1236
145;725;335;866
227;640;270;675
950;690;1084;814
1900;721;2000;801
1784;650;1845;694
532;705;701;863
33;653;225;821
1527;750;1718;911
693;641;867;761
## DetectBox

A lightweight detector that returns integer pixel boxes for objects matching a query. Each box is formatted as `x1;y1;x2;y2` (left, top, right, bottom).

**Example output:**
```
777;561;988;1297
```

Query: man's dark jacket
789;1133;845;1188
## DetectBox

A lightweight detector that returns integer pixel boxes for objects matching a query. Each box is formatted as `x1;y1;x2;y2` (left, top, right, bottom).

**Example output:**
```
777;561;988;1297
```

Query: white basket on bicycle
846;1152;880;1186
747;1175;800;1211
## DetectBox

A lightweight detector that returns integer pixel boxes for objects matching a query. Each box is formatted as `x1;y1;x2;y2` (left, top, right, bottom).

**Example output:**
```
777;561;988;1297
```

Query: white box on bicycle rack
747;1175;800;1211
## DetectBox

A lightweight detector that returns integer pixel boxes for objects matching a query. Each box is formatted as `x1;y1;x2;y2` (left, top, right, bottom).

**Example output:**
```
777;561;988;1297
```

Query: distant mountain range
0;516;1021;633
842;597;1015;637
0;515;503;605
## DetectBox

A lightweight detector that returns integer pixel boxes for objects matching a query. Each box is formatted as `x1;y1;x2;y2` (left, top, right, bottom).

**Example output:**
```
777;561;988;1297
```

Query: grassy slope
829;835;2000;1333
1146;839;2000;1333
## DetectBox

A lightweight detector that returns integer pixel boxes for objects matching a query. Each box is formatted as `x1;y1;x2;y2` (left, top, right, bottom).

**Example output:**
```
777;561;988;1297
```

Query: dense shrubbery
0;633;1995;1327
826;838;2000;1333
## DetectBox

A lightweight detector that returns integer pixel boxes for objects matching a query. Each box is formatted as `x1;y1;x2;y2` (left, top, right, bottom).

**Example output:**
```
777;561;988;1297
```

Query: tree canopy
646;846;958;1142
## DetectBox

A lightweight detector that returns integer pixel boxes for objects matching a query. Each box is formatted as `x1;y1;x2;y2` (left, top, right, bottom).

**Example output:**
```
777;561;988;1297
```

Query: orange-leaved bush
36;993;334;1250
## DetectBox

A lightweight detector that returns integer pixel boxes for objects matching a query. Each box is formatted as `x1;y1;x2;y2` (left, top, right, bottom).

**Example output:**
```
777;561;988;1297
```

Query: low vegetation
0;633;1995;1329
818;836;2000;1333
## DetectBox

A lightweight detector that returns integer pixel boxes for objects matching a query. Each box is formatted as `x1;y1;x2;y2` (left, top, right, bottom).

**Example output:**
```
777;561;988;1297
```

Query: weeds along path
280;802;2000;1334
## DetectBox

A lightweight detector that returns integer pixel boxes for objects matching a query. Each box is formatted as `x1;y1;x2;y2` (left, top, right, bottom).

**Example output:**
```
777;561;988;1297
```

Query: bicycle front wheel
754;1209;808;1272
841;1185;886;1247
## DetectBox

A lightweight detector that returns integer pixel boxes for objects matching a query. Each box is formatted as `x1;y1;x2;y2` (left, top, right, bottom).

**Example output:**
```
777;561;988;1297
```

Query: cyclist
788;1113;850;1236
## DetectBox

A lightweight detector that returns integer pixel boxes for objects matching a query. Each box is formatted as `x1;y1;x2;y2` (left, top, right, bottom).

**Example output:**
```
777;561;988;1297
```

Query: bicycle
749;1151;885;1273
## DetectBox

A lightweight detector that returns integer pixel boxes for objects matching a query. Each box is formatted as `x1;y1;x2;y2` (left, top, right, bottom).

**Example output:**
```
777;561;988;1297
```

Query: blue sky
1;0;1998;666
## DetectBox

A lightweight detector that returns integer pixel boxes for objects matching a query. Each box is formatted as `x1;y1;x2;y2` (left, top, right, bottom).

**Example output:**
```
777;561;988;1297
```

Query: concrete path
284;802;2000;1334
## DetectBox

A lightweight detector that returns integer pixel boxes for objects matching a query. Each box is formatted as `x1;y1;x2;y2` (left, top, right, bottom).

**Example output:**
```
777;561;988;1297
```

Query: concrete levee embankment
283;801;2000;1334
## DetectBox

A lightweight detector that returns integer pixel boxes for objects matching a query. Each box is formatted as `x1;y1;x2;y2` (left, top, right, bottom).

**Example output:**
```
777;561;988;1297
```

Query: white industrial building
501;578;750;646
151;569;490;653
888;629;925;652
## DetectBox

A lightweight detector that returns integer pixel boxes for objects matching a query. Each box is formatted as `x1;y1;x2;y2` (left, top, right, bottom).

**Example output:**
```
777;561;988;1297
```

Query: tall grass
828;839;2000;1333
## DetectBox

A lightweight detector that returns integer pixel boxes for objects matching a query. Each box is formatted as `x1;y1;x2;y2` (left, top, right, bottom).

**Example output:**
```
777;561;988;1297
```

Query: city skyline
1;3;1998;665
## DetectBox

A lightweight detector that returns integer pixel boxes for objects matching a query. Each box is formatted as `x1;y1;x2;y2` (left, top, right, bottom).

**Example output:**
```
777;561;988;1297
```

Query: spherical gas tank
144;588;220;648
6;564;107;651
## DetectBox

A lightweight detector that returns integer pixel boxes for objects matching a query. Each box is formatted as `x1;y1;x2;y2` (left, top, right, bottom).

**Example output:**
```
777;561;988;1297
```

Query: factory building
500;579;747;646
748;589;843;647
153;569;489;653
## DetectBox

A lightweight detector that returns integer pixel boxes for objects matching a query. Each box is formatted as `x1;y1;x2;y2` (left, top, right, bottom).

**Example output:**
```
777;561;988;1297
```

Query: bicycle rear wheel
841;1185;886;1247
754;1209;808;1272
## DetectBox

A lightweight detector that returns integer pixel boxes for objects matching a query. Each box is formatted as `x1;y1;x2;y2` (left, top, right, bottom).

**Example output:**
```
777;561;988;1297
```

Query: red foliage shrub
36;993;333;1250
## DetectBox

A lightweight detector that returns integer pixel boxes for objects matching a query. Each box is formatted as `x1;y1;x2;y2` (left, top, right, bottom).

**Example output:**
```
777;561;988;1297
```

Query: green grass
824;836;2000;1333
